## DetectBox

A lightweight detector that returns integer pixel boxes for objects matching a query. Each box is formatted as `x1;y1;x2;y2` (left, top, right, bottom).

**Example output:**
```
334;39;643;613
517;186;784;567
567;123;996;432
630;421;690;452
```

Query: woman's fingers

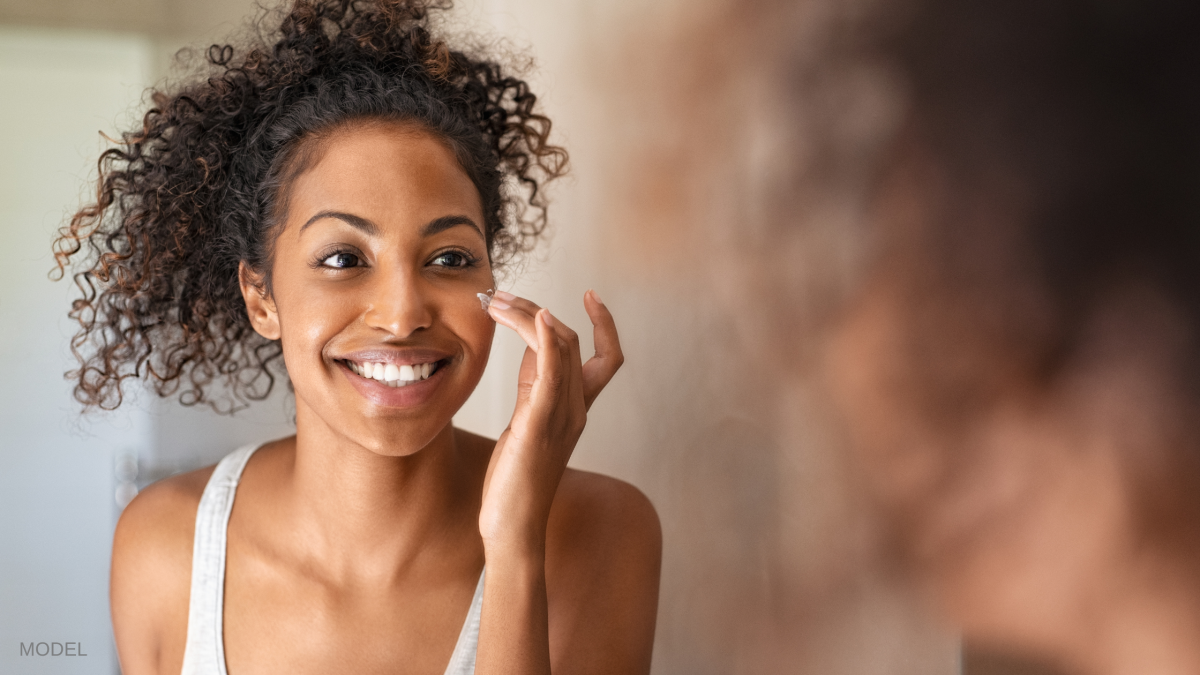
491;290;542;316
541;308;585;412
489;291;581;371
581;290;623;409
529;309;565;425
488;292;543;352
488;290;592;413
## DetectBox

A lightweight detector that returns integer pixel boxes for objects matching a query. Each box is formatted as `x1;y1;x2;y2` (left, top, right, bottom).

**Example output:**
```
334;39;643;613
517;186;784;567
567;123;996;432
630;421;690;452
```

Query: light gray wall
0;27;154;674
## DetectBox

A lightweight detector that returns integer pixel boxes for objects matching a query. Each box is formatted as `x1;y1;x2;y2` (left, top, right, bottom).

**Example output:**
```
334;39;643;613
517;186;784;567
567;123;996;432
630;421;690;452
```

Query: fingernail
489;297;511;310
541;309;555;326
494;290;516;301
589;289;604;305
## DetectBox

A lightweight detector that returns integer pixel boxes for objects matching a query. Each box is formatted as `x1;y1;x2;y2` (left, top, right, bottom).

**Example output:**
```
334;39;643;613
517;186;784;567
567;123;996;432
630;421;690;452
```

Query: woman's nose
362;269;433;338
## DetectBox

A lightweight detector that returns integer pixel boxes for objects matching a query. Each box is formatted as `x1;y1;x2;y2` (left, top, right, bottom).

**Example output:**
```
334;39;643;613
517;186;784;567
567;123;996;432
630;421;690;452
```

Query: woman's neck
265;402;486;586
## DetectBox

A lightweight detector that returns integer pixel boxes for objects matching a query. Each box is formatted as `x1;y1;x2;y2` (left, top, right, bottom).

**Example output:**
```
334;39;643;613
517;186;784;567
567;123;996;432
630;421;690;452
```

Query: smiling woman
49;2;661;675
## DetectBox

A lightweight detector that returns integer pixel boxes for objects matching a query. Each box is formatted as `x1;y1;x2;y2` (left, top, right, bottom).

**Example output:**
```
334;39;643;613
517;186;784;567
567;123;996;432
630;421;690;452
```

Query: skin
110;120;662;675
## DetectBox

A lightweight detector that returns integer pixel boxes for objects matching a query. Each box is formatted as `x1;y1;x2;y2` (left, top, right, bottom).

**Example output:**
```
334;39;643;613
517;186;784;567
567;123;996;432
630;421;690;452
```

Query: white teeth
349;360;438;384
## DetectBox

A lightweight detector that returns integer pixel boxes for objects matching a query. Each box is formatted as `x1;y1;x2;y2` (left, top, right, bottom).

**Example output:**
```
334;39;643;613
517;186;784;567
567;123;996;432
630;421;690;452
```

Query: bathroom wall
0;27;153;674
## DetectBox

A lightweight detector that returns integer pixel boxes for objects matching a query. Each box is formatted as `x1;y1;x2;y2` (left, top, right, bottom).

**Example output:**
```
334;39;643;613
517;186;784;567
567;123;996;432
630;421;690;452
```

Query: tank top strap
443;568;485;675
179;443;260;675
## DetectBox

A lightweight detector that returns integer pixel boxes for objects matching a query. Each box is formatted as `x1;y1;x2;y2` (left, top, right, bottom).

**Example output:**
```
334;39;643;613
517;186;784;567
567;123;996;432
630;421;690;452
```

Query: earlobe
238;261;281;340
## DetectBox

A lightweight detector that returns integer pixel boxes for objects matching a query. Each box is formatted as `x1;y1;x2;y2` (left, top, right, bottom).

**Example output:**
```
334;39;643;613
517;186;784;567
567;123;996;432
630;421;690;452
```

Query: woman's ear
239;261;281;340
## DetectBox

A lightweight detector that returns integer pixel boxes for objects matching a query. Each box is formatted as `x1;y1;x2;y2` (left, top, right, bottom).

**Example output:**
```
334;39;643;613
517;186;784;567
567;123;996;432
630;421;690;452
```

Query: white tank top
179;443;485;675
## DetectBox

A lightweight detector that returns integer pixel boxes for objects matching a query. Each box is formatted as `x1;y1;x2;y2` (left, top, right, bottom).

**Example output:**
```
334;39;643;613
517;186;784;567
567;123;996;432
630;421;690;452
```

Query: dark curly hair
51;0;568;413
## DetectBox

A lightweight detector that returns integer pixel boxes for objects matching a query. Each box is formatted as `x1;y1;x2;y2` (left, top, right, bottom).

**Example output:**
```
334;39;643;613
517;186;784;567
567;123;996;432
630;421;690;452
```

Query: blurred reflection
606;0;1200;673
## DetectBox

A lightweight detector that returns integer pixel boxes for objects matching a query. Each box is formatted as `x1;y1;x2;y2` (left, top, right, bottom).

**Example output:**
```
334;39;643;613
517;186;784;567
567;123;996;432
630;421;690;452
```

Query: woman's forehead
284;122;484;238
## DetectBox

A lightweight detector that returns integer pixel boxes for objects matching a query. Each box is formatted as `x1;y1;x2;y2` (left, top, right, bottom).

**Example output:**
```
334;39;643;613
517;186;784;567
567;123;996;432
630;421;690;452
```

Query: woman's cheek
459;298;496;365
274;279;358;369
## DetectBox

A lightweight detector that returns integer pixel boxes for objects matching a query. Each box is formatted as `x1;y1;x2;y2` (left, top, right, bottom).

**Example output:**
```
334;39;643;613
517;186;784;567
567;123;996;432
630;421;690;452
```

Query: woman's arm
475;291;659;674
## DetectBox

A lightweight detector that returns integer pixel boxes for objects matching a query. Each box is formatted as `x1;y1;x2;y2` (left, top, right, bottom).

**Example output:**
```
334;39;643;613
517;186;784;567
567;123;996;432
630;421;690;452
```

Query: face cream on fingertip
477;289;495;310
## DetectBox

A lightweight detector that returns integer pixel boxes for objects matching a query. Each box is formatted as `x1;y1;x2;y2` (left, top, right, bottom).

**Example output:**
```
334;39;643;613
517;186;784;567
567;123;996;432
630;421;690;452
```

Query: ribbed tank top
179;443;485;675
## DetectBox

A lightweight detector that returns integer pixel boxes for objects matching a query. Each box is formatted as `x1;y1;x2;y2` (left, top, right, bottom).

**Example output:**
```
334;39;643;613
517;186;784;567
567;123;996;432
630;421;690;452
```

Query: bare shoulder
550;468;661;555
545;469;661;674
110;464;215;675
117;464;214;533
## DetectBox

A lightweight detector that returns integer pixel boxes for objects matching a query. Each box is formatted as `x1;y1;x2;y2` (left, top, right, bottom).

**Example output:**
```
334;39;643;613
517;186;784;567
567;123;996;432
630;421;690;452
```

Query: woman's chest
221;554;477;675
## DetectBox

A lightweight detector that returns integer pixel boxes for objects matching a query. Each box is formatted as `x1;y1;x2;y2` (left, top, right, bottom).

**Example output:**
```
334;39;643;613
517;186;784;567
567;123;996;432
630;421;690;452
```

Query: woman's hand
478;289;624;557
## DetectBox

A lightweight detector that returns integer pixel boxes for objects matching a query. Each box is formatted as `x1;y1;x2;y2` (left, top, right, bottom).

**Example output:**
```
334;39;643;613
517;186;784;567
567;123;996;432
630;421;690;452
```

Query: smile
344;360;440;387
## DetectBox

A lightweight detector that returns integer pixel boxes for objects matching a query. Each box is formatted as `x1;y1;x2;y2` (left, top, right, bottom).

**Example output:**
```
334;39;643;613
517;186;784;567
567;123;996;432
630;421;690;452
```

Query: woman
52;2;661;674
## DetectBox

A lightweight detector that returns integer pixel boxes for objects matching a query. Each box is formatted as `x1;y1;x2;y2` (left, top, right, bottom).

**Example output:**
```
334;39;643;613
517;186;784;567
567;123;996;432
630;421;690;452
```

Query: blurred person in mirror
622;0;1200;672
826;1;1200;673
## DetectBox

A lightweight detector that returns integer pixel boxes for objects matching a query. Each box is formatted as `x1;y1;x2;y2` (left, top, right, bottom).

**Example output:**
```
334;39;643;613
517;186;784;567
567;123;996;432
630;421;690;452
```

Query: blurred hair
51;0;567;413
869;0;1200;424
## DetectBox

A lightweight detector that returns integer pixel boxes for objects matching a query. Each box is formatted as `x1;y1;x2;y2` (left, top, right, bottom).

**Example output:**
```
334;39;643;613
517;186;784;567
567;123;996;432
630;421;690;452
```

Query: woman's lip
338;358;448;409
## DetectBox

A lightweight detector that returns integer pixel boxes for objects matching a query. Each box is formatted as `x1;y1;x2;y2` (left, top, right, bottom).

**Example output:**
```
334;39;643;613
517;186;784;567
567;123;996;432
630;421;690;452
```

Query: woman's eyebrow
300;210;379;236
423;215;483;238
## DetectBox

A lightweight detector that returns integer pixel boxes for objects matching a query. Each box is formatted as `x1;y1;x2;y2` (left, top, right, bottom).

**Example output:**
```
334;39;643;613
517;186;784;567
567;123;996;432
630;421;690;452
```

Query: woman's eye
431;251;471;268
320;252;361;269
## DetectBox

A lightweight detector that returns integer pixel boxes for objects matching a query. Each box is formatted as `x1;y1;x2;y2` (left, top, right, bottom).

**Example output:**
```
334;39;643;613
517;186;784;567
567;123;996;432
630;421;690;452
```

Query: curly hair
50;0;568;413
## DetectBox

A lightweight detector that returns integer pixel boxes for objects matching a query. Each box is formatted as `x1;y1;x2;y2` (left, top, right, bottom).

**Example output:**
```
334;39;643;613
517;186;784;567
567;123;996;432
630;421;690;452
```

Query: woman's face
245;120;495;455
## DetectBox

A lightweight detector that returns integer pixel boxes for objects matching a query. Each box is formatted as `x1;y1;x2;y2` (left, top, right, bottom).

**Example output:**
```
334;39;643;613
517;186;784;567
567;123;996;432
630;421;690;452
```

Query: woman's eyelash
308;247;480;270
310;247;363;270
429;248;480;268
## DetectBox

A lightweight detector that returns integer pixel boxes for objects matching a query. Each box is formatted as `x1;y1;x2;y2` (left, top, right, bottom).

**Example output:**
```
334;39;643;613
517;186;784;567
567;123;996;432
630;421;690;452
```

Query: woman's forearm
475;547;553;675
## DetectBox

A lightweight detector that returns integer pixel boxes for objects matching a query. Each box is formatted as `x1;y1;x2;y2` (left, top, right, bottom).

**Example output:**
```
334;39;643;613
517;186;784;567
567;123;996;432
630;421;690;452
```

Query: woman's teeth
348;360;438;387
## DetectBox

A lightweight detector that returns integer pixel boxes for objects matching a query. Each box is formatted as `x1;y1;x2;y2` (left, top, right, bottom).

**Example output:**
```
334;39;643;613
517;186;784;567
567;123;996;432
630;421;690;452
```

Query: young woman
52;2;661;674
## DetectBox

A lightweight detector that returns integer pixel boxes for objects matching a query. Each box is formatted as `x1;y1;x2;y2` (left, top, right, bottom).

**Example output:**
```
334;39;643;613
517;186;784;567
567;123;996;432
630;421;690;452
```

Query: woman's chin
343;421;455;458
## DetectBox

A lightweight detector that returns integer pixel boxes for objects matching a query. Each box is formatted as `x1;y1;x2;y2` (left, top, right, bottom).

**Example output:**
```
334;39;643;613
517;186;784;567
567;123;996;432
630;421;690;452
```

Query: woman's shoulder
547;467;661;583
110;463;216;675
115;463;215;554
544;469;661;666
551;468;661;548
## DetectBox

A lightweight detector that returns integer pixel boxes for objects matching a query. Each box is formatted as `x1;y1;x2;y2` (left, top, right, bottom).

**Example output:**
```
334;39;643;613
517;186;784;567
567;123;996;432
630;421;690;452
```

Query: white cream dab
477;289;495;310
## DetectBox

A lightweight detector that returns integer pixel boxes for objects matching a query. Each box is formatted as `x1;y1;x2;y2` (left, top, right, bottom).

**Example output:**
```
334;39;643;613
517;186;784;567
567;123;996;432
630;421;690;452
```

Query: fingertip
540;308;555;327
587;289;604;306
584;290;610;319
